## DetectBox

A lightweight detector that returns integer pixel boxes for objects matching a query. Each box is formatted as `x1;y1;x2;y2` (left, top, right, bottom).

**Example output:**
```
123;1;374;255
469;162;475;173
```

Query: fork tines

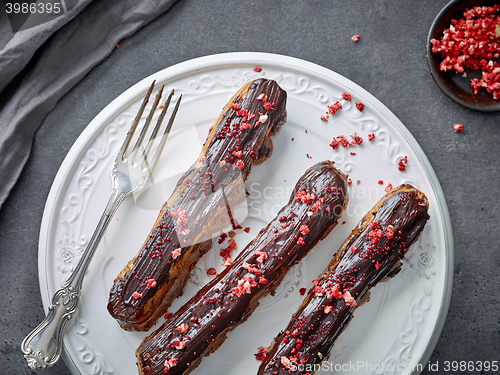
119;81;182;167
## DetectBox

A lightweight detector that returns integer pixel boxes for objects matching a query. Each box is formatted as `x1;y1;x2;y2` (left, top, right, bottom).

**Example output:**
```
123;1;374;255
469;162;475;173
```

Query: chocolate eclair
136;161;349;375
257;184;429;375
108;79;287;331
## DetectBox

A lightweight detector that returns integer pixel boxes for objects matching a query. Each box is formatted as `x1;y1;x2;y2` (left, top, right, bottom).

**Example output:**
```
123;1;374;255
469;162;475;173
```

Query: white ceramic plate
38;52;453;375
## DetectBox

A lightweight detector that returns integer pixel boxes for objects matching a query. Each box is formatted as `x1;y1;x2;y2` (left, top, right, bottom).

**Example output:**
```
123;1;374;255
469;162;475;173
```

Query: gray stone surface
1;0;499;374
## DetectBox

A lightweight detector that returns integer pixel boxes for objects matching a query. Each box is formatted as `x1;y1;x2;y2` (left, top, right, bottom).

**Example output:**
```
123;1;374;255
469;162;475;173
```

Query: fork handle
21;189;125;369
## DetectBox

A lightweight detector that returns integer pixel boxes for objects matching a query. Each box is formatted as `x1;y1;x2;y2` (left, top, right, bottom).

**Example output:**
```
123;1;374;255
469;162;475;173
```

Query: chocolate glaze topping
108;79;287;330
137;161;348;375
257;185;429;375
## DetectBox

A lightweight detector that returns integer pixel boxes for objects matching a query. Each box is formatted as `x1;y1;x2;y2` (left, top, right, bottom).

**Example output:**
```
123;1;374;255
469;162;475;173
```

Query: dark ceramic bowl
427;0;500;112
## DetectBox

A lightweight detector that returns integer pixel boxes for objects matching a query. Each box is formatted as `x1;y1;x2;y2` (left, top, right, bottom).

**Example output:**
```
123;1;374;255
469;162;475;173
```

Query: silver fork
21;81;182;369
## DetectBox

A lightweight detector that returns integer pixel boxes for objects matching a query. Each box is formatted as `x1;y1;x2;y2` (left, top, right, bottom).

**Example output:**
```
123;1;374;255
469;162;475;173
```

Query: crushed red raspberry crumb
342;92;352;101
398;156;408;172
351;133;363;145
281;356;296;371
132;291;142;300
257;93;267;101
164;358;178;373
253;67;262;72
329;138;339;150
176;323;189;334
254;346;267;361
145;278;157;289
299;225;310;235
355;102;364;111
453;123;463;133
295;190;316;204
327;101;343;115
233;160;244;170
343;290;357;306
352;34;360;42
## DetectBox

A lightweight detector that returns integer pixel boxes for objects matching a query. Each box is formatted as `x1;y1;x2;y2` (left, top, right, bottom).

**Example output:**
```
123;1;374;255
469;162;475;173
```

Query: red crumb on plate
254;346;268;361
398;156;408;172
327;101;343;115
329;138;339;150
342;92;352;101
207;268;217;276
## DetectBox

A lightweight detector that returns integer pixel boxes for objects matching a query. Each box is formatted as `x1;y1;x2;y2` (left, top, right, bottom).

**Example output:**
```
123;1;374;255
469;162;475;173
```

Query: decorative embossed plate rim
38;52;453;375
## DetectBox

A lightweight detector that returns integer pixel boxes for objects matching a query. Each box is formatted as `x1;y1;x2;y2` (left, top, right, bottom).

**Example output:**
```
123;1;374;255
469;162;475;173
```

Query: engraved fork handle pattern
21;192;123;369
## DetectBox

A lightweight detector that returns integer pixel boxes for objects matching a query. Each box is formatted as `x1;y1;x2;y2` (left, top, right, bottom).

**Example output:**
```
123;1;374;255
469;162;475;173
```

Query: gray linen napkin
0;0;178;211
